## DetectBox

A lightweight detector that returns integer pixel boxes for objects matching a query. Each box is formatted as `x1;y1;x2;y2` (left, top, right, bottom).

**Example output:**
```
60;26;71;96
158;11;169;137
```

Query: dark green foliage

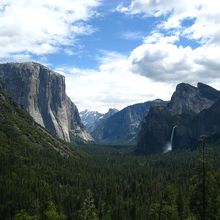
190;149;220;220
44;201;67;220
2;141;220;220
77;190;98;220
14;210;40;220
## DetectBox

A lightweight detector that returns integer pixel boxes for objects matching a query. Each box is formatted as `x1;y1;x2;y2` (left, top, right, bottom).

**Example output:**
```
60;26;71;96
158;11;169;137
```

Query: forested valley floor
1;141;220;220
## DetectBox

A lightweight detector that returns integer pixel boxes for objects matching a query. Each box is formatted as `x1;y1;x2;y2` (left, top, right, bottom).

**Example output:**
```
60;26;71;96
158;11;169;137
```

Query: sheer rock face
137;83;220;154
0;62;93;143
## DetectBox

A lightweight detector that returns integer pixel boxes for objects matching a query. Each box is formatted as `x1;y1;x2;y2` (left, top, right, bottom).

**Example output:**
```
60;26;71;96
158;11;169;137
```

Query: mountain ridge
92;99;167;145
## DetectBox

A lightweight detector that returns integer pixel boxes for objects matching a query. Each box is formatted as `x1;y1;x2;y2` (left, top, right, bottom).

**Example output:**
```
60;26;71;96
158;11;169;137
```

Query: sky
0;0;220;113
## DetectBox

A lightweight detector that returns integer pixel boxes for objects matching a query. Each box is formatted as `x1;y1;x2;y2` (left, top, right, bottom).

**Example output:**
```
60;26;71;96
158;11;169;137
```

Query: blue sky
44;2;160;69
0;0;220;112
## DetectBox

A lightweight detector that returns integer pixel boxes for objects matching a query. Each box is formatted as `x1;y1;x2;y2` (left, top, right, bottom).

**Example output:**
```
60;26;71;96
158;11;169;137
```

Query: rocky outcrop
92;100;167;145
0;62;93;144
137;83;220;154
168;82;219;114
102;108;119;120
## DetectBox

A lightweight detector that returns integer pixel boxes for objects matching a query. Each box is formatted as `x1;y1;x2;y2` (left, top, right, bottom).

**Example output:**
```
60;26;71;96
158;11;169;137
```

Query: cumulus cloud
116;0;220;90
129;36;220;83
0;0;100;59
56;51;173;113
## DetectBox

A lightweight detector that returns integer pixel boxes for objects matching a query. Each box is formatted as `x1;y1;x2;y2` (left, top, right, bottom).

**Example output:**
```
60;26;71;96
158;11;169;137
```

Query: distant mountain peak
197;82;220;101
103;108;119;119
108;108;118;112
175;82;197;92
152;99;165;102
80;108;118;133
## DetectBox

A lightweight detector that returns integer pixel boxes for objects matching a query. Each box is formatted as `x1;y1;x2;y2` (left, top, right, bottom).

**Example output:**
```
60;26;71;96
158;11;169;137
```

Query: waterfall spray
164;125;177;153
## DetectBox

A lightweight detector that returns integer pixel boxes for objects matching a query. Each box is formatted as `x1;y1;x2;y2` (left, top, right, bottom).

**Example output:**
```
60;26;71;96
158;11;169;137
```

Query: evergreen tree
45;201;67;220
190;142;220;220
77;190;99;220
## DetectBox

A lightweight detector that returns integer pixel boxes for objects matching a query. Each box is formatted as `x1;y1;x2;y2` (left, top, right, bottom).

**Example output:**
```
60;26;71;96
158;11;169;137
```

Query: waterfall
170;125;177;149
164;125;177;153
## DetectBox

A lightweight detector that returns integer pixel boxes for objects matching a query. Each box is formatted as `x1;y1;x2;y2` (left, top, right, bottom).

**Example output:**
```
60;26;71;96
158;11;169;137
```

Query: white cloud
56;51;173;113
120;31;144;41
0;0;101;59
115;0;220;91
117;0;197;18
129;38;220;83
117;0;220;45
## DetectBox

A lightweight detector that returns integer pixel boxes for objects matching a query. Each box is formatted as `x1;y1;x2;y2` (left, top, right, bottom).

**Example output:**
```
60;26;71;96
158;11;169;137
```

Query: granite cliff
0;62;93;144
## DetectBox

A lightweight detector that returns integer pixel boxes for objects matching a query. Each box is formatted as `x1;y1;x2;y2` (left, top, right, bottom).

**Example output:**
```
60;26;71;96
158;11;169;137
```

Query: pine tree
77;190;99;220
45;201;67;220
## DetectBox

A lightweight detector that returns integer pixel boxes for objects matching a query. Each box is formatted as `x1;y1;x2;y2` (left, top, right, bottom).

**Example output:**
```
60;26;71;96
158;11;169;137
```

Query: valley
0;63;220;219
1;135;220;219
